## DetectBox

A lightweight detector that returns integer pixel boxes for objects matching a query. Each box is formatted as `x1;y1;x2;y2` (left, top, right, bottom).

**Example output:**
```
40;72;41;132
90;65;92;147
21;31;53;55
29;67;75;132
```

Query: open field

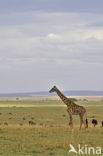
0;96;103;101
0;96;103;156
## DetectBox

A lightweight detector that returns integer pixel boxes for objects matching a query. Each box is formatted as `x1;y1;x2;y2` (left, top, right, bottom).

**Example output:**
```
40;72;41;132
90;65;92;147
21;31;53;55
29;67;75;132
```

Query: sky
0;0;103;93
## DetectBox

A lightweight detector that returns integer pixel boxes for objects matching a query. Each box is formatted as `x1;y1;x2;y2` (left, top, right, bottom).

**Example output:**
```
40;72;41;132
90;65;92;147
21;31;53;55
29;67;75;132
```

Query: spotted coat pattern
49;86;87;130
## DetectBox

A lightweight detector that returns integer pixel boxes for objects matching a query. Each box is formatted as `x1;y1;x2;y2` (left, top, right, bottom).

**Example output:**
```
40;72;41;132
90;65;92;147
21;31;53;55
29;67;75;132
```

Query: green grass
0;99;102;156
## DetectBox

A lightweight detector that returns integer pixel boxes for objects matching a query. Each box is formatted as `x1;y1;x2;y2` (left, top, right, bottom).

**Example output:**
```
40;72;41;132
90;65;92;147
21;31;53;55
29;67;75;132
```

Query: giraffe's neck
55;88;70;105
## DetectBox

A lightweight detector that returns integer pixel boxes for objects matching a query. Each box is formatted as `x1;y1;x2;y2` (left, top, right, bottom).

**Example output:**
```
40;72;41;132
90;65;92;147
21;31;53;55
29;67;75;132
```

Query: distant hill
0;90;103;97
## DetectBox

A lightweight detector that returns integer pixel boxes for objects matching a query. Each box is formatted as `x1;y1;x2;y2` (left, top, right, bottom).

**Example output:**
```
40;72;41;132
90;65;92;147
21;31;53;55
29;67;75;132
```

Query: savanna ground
0;97;103;156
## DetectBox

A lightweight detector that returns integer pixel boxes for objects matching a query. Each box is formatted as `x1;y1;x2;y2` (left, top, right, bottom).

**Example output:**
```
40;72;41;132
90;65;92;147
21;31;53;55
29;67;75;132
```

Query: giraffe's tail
84;112;88;128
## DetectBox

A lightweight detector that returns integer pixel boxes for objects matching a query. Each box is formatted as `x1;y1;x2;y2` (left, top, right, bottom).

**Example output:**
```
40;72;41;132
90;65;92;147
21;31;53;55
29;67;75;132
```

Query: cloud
0;10;103;92
47;33;61;39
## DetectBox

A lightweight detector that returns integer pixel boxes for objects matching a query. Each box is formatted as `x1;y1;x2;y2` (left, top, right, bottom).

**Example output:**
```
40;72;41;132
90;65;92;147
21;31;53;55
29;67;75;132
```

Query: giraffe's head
49;86;57;93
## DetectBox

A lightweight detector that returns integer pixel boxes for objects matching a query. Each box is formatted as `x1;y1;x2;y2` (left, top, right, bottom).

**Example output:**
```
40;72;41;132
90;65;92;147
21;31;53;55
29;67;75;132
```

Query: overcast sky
0;0;103;93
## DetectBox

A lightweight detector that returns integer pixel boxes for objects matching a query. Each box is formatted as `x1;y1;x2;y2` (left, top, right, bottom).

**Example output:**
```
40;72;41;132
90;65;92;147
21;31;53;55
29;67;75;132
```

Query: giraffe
49;86;87;130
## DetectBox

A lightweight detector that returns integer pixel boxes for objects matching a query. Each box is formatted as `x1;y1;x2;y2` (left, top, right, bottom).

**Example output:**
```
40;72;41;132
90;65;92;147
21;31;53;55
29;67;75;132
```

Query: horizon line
0;90;103;95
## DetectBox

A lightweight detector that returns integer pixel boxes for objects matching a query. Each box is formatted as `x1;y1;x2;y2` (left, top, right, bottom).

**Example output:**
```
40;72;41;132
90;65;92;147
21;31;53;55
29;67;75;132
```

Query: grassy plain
0;97;103;156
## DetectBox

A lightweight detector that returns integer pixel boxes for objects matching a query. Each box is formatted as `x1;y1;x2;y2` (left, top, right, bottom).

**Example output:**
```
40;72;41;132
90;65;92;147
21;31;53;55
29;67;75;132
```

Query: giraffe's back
67;102;86;115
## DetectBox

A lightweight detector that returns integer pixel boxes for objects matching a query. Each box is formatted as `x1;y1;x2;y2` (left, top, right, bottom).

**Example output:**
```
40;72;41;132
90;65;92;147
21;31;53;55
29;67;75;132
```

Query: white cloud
47;33;61;39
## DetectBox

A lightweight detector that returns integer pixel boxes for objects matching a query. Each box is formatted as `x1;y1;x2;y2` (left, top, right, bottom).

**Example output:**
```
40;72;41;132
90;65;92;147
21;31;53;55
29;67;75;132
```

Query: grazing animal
62;114;66;117
29;121;36;125
101;121;103;128
50;125;54;127
4;122;8;126
31;117;34;120
8;113;12;115
92;119;98;127
39;123;43;126
22;117;26;120
49;86;87;130
29;121;32;125
9;117;12;120
19;123;23;126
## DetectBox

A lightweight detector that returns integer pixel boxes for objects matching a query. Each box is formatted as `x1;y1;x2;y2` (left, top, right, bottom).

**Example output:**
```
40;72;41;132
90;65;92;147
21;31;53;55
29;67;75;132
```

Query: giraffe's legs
79;115;83;130
68;112;73;131
83;113;87;129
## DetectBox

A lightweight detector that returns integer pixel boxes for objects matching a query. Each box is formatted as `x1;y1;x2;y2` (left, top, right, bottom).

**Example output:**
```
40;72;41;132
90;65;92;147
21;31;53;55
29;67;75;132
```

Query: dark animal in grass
19;123;23;126
8;113;12;115
0;113;2;115
101;121;103;128
62;114;66;117
31;117;34;120
39;123;43;126
50;125;54;127
4;122;8;126
22;117;26;120
49;152;54;155
9;117;12;120
29;121;36;125
92;119;98;127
